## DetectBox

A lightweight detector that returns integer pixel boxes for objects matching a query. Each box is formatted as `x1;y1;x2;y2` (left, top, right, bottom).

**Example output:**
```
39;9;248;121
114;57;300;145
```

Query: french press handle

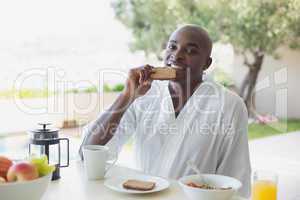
38;123;51;130
59;138;69;167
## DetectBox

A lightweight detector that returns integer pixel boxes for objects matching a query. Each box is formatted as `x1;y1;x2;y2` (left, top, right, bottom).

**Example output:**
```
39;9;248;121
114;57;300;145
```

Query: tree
111;0;300;115
215;0;300;115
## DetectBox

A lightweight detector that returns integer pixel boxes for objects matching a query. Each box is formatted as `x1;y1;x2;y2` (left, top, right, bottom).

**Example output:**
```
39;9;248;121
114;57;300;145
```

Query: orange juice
252;180;277;200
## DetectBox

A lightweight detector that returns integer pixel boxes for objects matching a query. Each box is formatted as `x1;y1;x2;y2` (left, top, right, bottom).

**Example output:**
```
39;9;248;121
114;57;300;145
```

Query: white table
43;161;244;200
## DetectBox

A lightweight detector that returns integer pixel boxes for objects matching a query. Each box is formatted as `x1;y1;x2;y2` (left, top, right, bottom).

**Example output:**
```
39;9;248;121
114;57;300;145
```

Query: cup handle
104;152;118;175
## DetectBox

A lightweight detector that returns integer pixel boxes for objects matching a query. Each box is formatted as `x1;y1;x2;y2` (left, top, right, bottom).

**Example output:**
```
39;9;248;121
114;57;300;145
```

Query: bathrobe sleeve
216;99;252;198
105;103;137;155
79;103;137;159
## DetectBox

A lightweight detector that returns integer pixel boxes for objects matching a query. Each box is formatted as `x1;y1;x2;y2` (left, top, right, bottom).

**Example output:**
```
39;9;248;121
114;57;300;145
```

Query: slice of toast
123;179;156;191
150;67;176;80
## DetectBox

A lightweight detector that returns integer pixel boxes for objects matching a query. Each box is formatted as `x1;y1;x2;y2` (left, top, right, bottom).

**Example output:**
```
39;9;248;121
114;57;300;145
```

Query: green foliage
112;83;125;92
65;86;98;94
103;84;112;92
217;0;300;55
84;86;98;93
65;88;79;94
248;119;300;140
0;89;53;99
0;90;15;99
64;84;124;94
212;68;235;88
103;83;125;92
287;0;300;49
0;83;124;99
111;0;219;57
18;89;49;98
111;0;300;57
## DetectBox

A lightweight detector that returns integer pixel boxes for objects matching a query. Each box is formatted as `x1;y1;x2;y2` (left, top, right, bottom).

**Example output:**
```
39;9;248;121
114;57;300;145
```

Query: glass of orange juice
251;170;278;200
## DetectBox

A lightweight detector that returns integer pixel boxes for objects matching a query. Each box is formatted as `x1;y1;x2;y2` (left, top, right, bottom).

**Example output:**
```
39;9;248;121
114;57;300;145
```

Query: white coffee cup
83;145;117;180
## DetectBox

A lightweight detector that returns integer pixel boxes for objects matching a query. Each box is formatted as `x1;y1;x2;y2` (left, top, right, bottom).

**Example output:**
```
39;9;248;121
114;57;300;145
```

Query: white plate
104;175;170;194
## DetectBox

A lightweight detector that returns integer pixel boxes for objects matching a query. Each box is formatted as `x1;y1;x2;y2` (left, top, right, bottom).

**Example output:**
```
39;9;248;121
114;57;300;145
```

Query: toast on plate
123;179;156;191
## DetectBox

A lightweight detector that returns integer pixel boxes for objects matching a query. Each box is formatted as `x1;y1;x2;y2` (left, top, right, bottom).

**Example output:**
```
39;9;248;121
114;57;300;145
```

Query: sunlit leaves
111;0;300;57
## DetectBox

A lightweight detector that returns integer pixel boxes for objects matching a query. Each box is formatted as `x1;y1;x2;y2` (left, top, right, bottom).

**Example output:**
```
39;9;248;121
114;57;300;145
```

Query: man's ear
204;57;212;70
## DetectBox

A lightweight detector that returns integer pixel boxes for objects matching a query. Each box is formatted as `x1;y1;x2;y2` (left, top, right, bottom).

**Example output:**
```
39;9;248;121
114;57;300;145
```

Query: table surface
43;161;245;200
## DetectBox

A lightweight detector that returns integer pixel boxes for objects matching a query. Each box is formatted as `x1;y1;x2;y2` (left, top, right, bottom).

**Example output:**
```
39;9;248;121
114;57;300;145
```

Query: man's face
163;28;212;83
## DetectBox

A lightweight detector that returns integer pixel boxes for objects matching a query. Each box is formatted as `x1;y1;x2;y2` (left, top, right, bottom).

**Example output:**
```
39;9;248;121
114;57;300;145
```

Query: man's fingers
144;64;154;71
139;71;143;84
129;64;154;87
173;67;188;81
142;65;153;81
143;79;152;86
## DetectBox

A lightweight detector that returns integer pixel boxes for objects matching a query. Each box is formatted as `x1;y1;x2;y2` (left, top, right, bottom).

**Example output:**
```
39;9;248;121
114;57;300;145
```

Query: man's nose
172;48;184;62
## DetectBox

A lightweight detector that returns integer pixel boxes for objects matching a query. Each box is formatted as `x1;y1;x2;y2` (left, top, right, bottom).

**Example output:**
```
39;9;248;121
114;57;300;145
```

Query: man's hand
78;65;155;157
124;65;154;100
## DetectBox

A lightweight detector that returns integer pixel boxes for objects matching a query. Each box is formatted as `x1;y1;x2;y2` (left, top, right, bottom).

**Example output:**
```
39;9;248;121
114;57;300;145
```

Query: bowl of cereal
178;174;242;200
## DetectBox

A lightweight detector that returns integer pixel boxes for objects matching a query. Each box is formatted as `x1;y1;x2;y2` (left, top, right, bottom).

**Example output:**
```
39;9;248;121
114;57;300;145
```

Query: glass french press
28;123;69;180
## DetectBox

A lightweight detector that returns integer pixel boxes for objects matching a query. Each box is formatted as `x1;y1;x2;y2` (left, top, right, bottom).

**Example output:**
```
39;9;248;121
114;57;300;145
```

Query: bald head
170;24;212;57
164;24;213;83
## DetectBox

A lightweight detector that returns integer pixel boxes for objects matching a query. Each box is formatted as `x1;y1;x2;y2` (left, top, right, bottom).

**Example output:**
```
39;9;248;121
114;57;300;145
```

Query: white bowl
0;173;52;200
178;174;242;200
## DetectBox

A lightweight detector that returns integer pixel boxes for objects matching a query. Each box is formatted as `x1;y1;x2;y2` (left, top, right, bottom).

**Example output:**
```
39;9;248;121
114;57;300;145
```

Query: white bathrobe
81;79;251;197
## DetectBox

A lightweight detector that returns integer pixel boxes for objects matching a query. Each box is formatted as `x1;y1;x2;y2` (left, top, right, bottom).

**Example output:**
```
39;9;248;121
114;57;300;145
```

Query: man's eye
186;48;197;54
168;44;176;50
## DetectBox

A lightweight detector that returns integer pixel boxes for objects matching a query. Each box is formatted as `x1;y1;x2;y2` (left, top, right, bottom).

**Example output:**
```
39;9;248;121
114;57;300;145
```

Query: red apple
0;155;13;180
7;162;39;182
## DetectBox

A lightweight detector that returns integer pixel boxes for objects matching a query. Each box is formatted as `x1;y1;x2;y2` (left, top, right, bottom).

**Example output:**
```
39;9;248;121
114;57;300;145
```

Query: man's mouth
166;60;186;69
171;64;184;69
169;63;187;70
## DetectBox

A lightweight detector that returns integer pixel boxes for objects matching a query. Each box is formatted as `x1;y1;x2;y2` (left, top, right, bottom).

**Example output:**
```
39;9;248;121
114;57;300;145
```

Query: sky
0;0;234;133
0;0;155;90
0;0;233;90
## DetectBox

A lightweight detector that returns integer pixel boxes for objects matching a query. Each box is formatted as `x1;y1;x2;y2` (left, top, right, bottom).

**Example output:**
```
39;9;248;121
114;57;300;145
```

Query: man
79;24;251;197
